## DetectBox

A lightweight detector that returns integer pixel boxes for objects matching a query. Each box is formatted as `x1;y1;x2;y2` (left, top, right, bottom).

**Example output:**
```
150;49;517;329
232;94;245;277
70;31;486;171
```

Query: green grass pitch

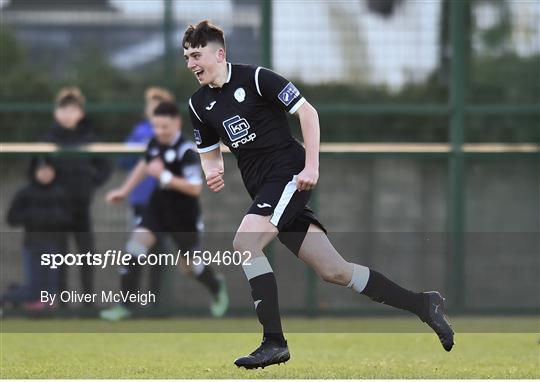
1;317;538;378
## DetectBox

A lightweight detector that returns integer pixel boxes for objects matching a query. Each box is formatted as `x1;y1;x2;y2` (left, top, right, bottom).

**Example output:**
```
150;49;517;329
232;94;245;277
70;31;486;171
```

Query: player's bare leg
233;214;290;369
298;224;454;351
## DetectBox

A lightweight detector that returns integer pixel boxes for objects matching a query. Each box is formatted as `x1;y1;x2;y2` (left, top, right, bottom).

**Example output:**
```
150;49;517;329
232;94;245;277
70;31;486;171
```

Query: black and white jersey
144;133;202;223
188;63;307;195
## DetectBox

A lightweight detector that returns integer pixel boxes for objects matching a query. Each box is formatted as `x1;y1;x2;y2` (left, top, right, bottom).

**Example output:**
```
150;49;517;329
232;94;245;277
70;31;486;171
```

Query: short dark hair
55;87;85;109
182;20;225;50
153;101;180;118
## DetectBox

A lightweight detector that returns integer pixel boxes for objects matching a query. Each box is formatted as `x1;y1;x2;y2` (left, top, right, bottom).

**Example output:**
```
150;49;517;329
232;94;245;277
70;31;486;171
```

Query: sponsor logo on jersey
230;133;257;148
223;115;250;141
149;147;159;157
234;87;246;102
257;203;272;209
205;101;216;110
278;82;300;106
193;129;202;145
223;115;257;148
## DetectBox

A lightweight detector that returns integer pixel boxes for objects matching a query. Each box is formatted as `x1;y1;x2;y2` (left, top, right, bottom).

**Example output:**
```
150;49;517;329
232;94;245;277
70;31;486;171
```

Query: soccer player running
104;101;228;320
183;20;454;369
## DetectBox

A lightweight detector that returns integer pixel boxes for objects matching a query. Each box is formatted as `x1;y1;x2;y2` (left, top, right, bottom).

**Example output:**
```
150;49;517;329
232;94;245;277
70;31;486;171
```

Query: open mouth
194;69;204;81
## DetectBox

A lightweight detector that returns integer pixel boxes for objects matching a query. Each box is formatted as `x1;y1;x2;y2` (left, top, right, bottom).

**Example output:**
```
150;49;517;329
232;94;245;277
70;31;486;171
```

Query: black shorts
132;204;146;228
138;203;201;251
247;175;327;255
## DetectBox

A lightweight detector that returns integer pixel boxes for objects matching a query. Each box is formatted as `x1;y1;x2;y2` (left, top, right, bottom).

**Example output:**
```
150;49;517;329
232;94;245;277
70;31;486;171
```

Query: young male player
111;87;176;317
183;20;454;369
104;101;229;320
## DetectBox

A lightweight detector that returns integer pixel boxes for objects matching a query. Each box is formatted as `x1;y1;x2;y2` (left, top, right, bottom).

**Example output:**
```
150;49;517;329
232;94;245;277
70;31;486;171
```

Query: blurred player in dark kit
102;101;228;321
111;87;177;316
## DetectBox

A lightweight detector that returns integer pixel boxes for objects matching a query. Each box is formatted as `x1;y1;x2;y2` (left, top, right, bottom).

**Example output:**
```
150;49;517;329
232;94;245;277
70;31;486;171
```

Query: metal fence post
448;0;467;311
261;0;273;68
261;0;318;314
306;188;320;316
163;0;175;88
259;0;278;269
160;0;176;311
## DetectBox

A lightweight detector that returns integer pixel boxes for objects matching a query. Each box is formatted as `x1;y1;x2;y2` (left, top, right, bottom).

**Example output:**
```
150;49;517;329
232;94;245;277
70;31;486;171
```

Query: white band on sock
126;240;149;258
347;264;370;293
242;256;273;280
192;261;205;276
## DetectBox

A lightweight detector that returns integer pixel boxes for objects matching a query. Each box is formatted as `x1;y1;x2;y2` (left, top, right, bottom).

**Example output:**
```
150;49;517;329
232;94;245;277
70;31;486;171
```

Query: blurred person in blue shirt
118;87;176;223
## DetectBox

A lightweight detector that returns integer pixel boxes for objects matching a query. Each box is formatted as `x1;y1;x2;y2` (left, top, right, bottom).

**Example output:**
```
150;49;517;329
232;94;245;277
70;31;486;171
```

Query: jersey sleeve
188;98;221;153
254;67;307;114
181;149;203;186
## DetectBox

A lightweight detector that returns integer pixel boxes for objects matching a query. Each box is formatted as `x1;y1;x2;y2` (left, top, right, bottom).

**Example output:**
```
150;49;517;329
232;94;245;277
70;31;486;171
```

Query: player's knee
233;227;265;253
233;232;252;253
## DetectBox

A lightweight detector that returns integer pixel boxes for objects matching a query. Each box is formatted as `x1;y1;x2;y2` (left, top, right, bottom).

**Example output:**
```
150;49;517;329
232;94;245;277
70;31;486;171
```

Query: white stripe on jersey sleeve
196;142;221;153
289;97;306;114
254;67;263;97
189;98;203;122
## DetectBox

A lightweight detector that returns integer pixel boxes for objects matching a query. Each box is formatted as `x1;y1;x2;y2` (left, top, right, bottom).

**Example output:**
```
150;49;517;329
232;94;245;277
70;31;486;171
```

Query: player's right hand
206;170;224;193
105;188;126;204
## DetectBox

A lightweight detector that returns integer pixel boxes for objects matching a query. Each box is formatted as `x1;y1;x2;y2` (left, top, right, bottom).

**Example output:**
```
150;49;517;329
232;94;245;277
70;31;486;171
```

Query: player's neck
209;62;230;88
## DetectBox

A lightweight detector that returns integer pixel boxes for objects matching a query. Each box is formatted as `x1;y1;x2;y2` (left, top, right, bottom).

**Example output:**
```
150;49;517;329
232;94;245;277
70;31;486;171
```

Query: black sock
196;266;220;296
81;264;94;295
121;263;141;307
249;272;286;345
361;269;428;320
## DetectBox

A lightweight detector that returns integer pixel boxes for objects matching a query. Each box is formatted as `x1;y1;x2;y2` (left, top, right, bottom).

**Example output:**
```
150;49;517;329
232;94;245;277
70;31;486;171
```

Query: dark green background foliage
1;25;538;143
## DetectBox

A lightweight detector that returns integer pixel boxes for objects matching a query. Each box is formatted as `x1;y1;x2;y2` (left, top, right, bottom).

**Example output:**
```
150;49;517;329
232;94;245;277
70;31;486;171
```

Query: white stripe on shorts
270;175;298;227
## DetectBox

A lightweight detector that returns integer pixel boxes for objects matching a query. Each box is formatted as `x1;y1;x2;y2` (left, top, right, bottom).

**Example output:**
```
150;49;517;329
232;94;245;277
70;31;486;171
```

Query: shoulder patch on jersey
234;87;246;103
278;82;300;106
193;129;202;145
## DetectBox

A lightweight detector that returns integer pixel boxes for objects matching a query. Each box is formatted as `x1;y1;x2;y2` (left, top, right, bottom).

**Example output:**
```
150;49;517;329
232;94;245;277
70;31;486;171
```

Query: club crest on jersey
222;115;256;148
234;87;246;102
193;129;202;145
278;82;300;106
164;149;176;163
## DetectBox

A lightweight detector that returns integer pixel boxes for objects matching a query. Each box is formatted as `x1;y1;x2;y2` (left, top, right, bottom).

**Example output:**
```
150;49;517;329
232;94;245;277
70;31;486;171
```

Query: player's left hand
146;158;165;178
296;167;319;191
